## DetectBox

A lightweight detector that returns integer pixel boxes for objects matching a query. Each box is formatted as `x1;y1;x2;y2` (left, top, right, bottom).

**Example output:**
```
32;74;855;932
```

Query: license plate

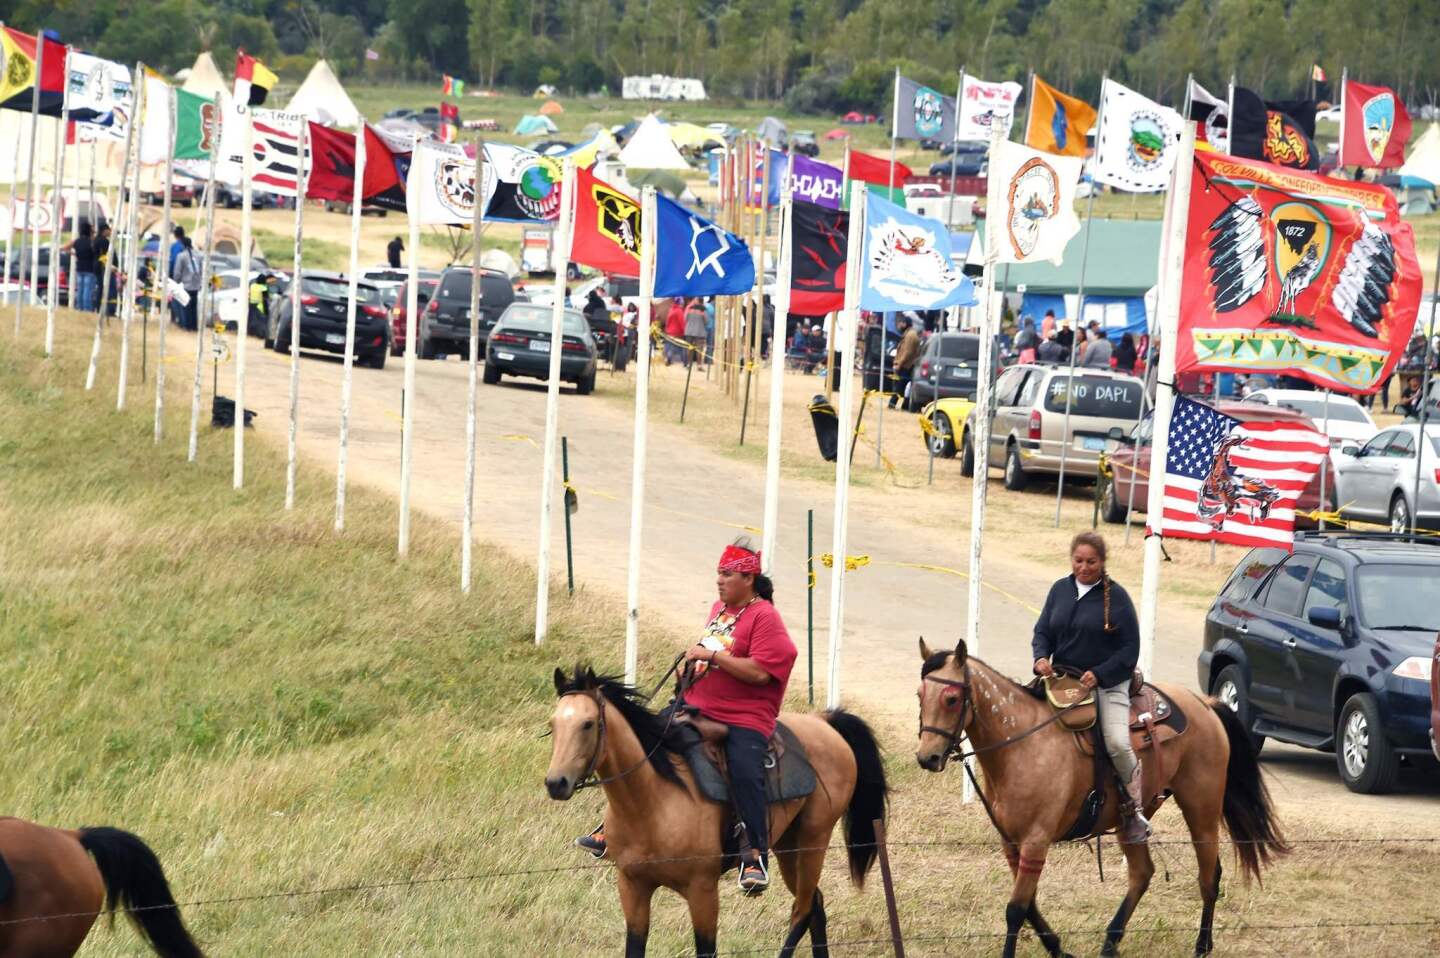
496;351;515;361
531;340;550;353
951;366;973;378
326;333;344;345
1082;436;1106;451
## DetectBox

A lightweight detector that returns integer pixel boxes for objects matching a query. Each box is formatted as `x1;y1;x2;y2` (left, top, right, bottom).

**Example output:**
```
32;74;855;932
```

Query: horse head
545;665;606;801
915;637;973;773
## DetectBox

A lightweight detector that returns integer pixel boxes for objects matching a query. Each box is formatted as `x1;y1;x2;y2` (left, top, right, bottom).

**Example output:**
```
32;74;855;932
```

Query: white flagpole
4;129;19;309
188;110;220;463
88;67;139;391
761;186;793;573
826;179;867;709
947;67;965;232
116;71;145;411
153;81;174;442
46;54;71;356
1138;123;1197;678
285;120;308;509
624;186;658;685
336;117;367;531
462;143;487;592
1338;68;1349;170
876;67;903;467
233;104;254;487
398;134;423;555
534;160;576;644
15;31;46;332
1052;74;1108;526
1225;74;1235;155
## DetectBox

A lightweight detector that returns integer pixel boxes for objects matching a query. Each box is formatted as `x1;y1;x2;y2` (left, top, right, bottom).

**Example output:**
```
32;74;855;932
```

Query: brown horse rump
670;719;816;806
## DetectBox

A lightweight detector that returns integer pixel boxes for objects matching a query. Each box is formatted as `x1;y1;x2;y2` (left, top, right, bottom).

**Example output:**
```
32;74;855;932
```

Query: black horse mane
556;665;686;788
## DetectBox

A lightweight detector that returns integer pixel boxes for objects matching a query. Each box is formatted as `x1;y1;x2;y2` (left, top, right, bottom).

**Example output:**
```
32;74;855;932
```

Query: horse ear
954;638;968;665
553;668;567;694
918;636;934;660
584;666;598;688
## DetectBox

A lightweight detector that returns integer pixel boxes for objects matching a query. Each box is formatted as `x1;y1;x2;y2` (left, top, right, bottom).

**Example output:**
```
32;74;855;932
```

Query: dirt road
171;325;1439;828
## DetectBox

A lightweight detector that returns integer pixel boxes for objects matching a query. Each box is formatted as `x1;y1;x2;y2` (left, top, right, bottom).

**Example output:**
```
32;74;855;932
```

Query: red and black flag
305;121;356;202
790;200;849;316
570;166;641;278
361;123;411;212
234;50;277;107
1230;87;1319;170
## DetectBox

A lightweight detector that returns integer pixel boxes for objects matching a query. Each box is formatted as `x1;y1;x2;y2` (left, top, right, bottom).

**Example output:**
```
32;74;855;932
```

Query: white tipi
287;60;361;128
618;115;691;171
181;52;228;101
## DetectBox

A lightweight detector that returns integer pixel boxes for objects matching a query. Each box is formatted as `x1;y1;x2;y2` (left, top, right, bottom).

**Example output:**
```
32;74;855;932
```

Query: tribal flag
442;74;465;97
233;50;277;107
985;138;1082;265
652;195;754;297
362;124;412;211
0;27;67;114
407;140;475;225
859;191;976;311
895;74;955;143
1187;78;1229;153
571;166;642;277
1092;78;1184;193
305;121;357;201
1152;397;1327;550
482;142;563;223
173;89;218;159
64;51;131;125
1340;80;1411;169
1025;76;1097;158
789;200;849;316
439;101;460;143
786;153;843;210
1178;151;1422;394
137;69;174;164
844;148;910;206
217;103;305;195
1230;87;1318;171
957;76;1022;141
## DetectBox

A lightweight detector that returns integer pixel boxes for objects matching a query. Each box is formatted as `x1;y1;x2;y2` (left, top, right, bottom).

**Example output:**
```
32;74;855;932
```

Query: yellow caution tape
818;553;871;571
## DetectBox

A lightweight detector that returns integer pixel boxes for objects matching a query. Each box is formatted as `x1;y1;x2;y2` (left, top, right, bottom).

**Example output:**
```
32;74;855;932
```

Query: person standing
683;297;707;368
1055;319;1075;359
93;224;112;314
1083;330;1113;368
1032;532;1148;844
1113;332;1138;375
1041;308;1057;340
890;316;920;408
387;235;404;268
173;236;202;331
1037;331;1065;363
664;297;686;366
63;222;97;312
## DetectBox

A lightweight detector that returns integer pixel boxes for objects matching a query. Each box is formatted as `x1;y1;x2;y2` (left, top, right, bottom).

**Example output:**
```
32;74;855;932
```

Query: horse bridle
558;689;678;792
918;663;973;758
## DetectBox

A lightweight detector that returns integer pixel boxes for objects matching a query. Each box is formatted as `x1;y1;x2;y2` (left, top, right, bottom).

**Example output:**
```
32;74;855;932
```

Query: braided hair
1070;530;1116;632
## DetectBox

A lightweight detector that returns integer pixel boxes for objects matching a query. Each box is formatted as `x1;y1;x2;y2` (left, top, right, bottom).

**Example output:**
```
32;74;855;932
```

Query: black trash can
212;395;256;429
809;395;838;462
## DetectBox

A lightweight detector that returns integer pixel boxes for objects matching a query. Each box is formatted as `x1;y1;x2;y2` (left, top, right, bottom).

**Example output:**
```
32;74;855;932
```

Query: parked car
919;396;976;458
1241;389;1377;457
905;332;981;411
212;269;265;335
389;278;439;356
959;364;1145;488
929;145;988;177
3;246;70;307
422;266;517;359
483;302;597;393
1334;423;1440;531
791;131;820;157
142;178;196;207
1102;401;1336;525
267;271;389;368
1199;531;1440;793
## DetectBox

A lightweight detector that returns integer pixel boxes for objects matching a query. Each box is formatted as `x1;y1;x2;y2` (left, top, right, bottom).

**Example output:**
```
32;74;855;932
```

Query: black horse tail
824;709;889;888
1212;704;1289;883
78;827;205;958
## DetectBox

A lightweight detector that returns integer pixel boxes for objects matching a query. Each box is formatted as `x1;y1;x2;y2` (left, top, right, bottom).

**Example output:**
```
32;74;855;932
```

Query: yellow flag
0;29;37;103
1025;76;1098;158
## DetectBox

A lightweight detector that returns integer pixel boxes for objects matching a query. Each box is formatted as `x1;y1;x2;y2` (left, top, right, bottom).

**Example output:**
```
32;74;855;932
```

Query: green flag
174;89;218;160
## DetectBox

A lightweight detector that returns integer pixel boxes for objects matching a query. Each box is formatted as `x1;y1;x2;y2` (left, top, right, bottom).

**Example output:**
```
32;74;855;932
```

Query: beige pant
1098;682;1138;781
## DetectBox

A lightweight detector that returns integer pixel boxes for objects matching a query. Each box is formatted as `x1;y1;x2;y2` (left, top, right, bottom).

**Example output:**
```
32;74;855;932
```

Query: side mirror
1107;426;1129;443
1307;606;1343;630
1340;445;1360;457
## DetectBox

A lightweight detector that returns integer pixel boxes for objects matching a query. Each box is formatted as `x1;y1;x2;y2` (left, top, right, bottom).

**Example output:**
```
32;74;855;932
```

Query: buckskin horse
0;817;203;957
545;666;888;957
915;639;1287;958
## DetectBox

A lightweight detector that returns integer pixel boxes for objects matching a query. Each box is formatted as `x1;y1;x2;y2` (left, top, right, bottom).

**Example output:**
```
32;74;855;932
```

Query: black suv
267;271;390;368
1199;532;1440;793
421;266;516;359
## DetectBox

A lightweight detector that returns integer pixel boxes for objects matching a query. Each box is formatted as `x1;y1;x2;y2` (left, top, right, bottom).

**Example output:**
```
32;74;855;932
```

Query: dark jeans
889;367;913;407
724;726;770;860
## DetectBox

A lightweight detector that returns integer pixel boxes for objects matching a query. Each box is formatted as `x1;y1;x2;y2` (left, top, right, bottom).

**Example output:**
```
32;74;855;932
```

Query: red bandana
718;545;762;574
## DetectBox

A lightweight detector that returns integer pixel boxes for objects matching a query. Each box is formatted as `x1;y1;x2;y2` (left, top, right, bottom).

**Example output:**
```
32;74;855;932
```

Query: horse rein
561;689;679;792
918;663;1091;762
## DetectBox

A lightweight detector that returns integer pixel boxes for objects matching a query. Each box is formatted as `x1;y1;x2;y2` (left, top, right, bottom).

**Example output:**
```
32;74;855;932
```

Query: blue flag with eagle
652;195;755;297
859;192;977;311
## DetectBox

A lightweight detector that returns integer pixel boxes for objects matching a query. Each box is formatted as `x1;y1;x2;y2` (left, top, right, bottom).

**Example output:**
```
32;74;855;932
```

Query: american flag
1156;397;1328;549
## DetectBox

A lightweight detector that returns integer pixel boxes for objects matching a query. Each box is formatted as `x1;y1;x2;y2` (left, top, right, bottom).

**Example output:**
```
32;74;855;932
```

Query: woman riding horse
578;540;797;895
1032;531;1149;844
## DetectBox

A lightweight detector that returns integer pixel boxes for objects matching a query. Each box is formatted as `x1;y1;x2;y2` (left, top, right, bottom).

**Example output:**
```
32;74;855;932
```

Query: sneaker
575;826;607;858
738;858;769;895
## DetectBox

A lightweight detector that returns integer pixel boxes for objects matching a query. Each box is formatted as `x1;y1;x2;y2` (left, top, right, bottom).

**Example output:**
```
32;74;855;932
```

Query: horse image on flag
1197;434;1281;529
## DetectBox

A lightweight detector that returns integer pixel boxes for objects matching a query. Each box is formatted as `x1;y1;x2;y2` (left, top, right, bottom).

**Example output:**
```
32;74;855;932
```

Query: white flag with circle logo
957;76;1022;141
1092;78;1184;194
985;139;1082;266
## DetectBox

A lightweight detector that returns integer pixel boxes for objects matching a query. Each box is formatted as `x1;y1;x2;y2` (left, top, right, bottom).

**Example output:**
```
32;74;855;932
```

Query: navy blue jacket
1031;575;1140;689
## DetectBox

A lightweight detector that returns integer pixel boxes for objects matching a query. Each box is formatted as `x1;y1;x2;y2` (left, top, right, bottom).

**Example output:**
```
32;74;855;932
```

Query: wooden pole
398;133;422;555
88;64;140;390
624;187;658;685
188;112;220;463
45;57;71;357
152;78;173;442
873;818;906;957
232;104;253;485
761;187;792;570
285;120;308;509
335;117;368;530
462;142;486;592
116;69;145;411
14;31;45;335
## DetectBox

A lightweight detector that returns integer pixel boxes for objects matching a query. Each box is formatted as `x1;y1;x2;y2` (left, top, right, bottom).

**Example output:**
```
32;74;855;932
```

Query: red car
388;279;438;357
1101;401;1335;525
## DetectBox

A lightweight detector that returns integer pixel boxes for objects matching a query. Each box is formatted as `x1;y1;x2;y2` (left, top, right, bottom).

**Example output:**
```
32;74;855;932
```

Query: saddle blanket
674;721;816;805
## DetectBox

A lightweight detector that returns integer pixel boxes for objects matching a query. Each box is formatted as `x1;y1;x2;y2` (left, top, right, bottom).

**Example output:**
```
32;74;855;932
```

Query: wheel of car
1389;494;1411;533
390;340;403;357
1100;479;1127;524
1212;664;1264;755
364;350;387;370
1003;444;1028;491
420;337;437;360
271;327;289;353
575;370;596;395
1336;692;1399;794
958;431;975;477
927;413;955;459
482;362;500;385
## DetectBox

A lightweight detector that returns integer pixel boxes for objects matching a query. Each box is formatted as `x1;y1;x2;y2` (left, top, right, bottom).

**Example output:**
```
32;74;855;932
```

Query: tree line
9;0;1438;114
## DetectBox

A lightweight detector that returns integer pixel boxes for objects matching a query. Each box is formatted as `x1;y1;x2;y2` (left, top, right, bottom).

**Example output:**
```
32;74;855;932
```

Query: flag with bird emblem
1177;152;1421;394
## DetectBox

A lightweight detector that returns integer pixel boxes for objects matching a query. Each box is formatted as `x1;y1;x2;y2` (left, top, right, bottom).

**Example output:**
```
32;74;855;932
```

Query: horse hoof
1100;945;1120;958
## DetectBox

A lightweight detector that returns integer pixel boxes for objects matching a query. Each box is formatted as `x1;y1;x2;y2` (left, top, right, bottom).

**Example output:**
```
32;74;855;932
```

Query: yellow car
919;397;976;462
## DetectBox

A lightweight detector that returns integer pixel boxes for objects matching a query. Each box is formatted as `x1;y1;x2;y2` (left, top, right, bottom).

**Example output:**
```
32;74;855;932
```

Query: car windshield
1042;375;1143;418
1354;565;1440;631
937;336;980;360
500;304;588;336
1271;397;1370;424
304;277;380;304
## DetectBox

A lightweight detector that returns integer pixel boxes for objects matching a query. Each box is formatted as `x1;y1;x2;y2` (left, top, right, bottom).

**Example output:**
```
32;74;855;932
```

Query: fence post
873;818;905;957
562;435;575;596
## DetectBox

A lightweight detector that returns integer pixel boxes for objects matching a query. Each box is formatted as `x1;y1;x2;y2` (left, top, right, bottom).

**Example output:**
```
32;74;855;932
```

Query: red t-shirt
665;302;687;338
685;600;797;737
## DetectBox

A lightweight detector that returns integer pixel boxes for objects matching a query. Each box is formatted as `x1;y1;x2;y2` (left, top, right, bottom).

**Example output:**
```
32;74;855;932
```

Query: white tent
617;114;690;171
1399;123;1440;187
287;60;361;129
181;52;228;101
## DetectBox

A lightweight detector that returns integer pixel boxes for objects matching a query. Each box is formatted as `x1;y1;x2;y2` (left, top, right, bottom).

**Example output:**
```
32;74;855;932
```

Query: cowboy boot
1119;764;1152;844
